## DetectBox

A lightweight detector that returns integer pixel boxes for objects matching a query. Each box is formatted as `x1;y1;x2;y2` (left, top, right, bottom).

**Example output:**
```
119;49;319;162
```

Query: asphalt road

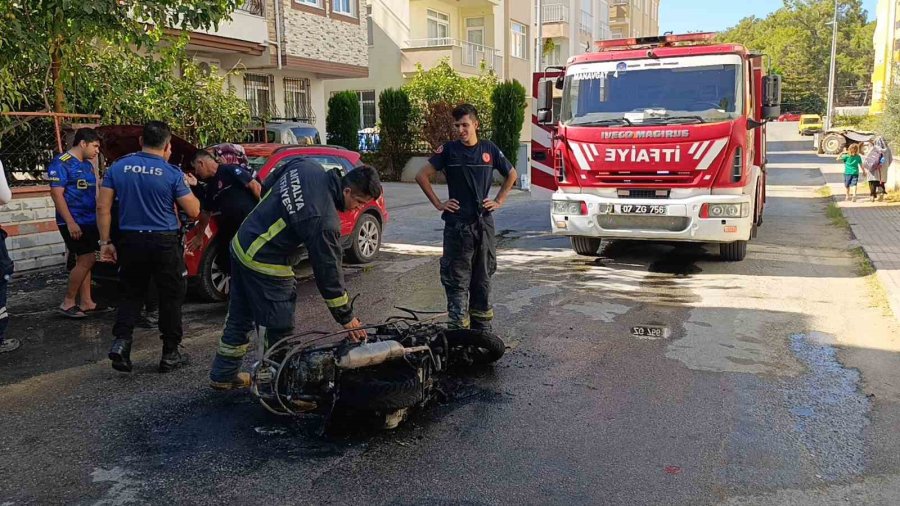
3;123;900;505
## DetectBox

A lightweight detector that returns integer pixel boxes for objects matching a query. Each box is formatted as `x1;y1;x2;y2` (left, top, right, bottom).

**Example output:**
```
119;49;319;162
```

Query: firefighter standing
415;104;518;331
208;159;381;390
97;121;201;373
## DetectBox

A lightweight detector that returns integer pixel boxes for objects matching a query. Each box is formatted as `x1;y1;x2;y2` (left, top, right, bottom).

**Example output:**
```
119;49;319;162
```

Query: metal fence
0;112;101;186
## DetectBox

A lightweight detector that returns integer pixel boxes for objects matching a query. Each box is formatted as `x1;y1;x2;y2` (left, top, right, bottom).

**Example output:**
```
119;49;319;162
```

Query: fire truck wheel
338;364;424;411
571;236;602;256
719;240;748;261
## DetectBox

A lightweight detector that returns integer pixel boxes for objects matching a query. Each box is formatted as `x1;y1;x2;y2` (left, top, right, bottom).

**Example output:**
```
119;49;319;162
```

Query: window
284;78;315;122
244;74;272;118
366;4;374;45
333;90;376;129
333;0;355;16
294;0;322;7
511;22;527;59
427;9;450;46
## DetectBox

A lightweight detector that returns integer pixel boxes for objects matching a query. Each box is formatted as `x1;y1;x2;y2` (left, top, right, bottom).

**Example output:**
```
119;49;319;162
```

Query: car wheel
194;239;230;302
346;213;381;264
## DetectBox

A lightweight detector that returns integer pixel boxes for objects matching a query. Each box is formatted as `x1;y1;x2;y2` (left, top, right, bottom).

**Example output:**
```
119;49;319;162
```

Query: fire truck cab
532;33;782;261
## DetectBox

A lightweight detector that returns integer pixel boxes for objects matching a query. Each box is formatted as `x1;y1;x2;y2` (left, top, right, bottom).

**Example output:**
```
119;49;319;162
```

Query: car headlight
552;200;583;215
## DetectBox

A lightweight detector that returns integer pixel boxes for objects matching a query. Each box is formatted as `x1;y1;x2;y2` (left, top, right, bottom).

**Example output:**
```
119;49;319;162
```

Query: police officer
48;128;103;318
415;104;518;331
185;150;261;271
208;160;382;390
97;121;201;373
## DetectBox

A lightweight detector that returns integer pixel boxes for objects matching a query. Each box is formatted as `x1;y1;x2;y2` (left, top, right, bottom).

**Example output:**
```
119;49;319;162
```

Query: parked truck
531;32;782;261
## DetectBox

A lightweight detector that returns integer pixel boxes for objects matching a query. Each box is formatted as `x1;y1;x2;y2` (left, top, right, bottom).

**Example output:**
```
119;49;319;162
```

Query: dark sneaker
108;339;133;373
159;349;190;373
209;372;252;391
0;338;21;353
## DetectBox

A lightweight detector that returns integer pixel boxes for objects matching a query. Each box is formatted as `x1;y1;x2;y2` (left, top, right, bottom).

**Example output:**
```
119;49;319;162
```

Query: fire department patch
218;181;224;189
435;145;444;154
482;152;491;163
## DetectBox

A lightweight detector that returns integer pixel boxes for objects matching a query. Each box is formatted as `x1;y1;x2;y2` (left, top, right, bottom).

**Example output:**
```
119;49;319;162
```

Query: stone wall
0;187;66;272
283;1;367;68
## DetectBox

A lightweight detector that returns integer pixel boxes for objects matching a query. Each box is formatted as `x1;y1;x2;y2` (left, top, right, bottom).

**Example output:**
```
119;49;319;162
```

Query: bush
378;88;412;179
834;114;879;131
490;80;527;167
422;101;457;151
326;91;360;151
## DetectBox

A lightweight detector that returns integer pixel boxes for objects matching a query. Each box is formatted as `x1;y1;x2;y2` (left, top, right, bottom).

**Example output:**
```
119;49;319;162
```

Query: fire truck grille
618;189;670;199
597;215;690;232
595;172;694;184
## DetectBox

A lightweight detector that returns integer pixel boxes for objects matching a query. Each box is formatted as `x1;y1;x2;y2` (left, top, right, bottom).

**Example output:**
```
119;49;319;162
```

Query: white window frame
427;9;450;46
511;22;527;60
294;0;323;8
333;0;355;17
366;4;374;45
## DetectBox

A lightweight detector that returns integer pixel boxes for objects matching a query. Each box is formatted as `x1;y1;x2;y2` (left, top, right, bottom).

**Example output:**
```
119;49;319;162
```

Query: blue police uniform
428;139;513;330
102;151;192;356
48;152;100;256
209;158;354;384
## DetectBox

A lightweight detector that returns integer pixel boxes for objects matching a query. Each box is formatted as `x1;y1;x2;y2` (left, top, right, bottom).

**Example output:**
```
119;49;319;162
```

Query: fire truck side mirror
762;74;782;120
537;79;554;124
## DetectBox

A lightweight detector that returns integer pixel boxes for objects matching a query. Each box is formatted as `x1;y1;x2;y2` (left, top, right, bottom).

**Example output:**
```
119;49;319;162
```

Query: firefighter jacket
231;158;353;324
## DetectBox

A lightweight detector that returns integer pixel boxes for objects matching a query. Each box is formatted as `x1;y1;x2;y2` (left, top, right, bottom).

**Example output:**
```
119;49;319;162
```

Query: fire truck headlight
705;203;750;219
552;200;583;215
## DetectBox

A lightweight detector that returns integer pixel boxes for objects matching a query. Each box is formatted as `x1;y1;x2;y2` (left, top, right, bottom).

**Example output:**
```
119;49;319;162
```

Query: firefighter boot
159;347;190;373
108;339;133;373
210;372;252;391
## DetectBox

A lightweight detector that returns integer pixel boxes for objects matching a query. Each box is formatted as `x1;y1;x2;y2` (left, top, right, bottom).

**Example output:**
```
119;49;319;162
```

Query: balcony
542;3;569;23
610;0;629;5
402;39;503;77
238;0;264;16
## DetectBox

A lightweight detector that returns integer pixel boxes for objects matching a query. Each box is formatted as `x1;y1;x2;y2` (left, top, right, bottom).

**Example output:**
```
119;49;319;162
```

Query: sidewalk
819;157;900;320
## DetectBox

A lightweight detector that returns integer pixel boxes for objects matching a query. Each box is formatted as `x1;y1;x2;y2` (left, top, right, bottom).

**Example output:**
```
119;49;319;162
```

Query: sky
658;0;879;34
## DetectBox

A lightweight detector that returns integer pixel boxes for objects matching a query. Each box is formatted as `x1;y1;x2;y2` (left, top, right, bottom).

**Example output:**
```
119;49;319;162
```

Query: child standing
837;144;863;202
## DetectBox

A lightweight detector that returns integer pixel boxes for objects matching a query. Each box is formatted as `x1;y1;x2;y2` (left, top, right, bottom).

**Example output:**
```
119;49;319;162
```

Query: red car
93;126;388;302
777;112;802;122
185;143;388;301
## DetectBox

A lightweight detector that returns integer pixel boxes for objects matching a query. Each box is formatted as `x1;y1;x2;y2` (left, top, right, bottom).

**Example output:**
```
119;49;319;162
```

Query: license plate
631;325;669;339
615;204;667;215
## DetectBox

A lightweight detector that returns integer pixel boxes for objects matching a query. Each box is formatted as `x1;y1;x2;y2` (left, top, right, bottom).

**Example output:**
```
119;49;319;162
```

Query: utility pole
536;0;543;72
825;0;838;130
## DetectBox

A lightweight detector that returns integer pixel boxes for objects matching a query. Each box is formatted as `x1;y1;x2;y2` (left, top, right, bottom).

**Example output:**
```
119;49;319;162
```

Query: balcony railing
405;38;502;72
238;0;264;16
542;4;569;23
611;0;629;5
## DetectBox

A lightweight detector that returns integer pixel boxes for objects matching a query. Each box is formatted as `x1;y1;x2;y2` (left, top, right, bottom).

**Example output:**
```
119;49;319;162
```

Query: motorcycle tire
444;329;506;365
338;364;424;411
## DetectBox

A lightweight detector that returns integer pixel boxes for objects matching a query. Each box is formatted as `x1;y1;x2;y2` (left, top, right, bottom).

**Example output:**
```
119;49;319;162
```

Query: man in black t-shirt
415;104;518;331
187;150;262;272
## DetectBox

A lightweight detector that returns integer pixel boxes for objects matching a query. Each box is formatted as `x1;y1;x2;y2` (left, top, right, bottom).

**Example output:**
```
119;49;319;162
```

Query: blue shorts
844;174;859;188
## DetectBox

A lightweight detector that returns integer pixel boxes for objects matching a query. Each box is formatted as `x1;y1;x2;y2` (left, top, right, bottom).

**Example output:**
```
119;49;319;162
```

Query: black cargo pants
440;216;497;330
112;232;187;352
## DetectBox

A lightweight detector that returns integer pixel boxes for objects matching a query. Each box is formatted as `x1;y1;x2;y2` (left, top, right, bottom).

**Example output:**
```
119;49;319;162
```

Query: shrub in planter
326;91;360;151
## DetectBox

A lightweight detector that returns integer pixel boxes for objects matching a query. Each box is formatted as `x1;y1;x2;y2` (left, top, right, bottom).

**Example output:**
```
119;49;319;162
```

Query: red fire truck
531;33;782;261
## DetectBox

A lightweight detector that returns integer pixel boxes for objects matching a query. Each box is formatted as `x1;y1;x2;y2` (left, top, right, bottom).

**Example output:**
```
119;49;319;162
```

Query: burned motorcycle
250;308;505;427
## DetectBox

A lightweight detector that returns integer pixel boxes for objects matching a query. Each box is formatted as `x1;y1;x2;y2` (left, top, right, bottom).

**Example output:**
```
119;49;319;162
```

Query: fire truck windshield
560;57;743;126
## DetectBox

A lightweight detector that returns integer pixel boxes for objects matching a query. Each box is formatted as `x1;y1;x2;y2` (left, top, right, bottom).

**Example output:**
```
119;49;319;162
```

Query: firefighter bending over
209;159;382;390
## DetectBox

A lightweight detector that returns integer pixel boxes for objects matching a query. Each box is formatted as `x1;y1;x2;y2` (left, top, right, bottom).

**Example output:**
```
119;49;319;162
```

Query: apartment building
322;0;533;143
180;0;369;135
608;0;659;39
538;0;612;66
870;0;899;113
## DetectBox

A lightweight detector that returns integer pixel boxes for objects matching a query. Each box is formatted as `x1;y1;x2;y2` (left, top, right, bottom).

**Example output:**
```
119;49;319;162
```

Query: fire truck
531;33;782;261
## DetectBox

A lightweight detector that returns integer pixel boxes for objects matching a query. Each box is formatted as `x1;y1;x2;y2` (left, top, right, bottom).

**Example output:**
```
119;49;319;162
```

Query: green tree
0;0;239;112
491;80;527;167
377;88;413;179
717;0;875;113
327;92;360;151
402;59;498;138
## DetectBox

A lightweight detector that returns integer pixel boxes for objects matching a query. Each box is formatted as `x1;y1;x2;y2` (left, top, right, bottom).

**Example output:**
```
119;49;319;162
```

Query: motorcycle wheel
444;329;506;365
338;364;424;411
